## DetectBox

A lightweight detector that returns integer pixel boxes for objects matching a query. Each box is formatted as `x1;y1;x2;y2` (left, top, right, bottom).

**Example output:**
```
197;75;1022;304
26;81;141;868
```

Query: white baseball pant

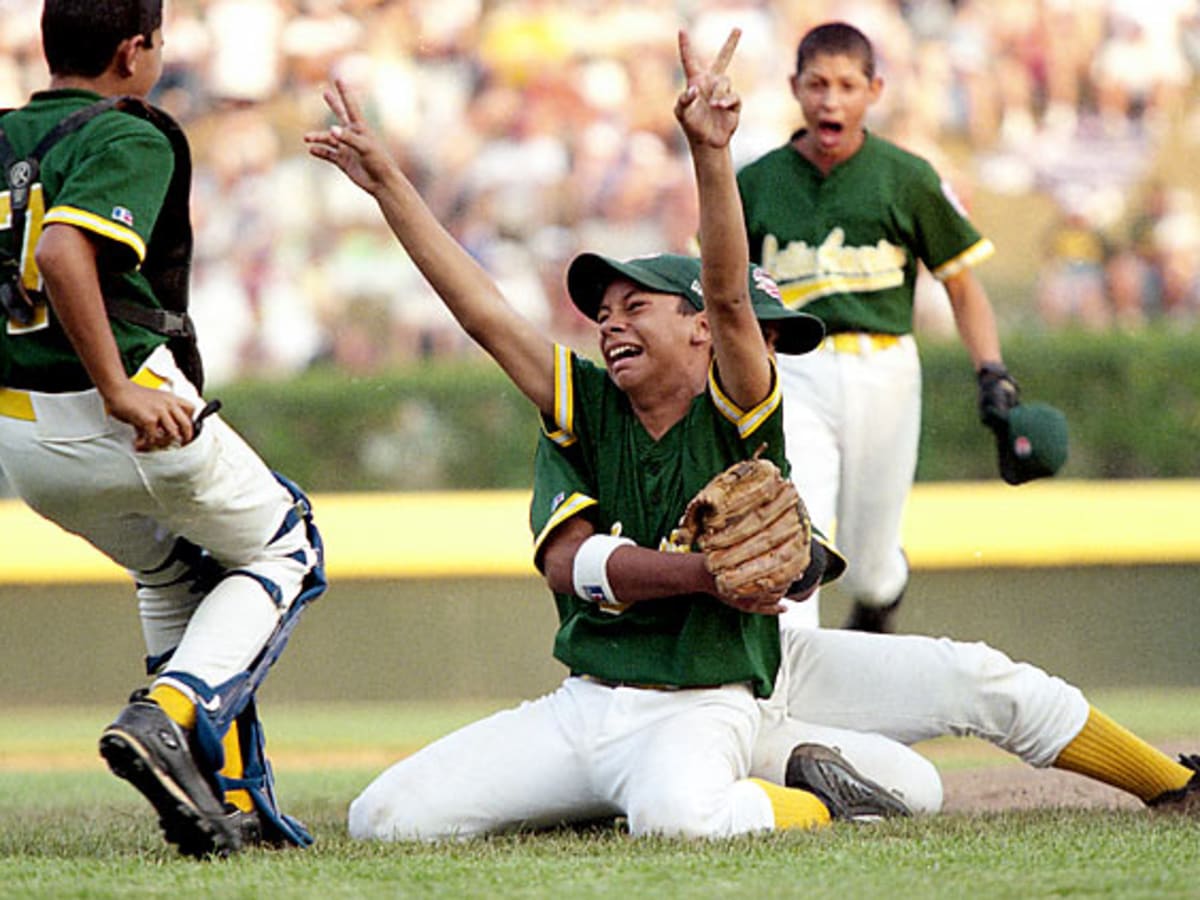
0;344;317;689
751;626;1091;812
776;335;921;628
349;677;777;841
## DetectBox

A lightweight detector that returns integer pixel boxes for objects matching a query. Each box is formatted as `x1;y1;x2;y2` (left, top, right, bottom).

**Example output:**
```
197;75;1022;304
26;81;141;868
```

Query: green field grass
3;692;1199;899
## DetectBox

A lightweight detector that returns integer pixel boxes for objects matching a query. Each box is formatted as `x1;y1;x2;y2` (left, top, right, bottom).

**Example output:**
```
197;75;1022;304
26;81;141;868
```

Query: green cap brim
751;304;825;355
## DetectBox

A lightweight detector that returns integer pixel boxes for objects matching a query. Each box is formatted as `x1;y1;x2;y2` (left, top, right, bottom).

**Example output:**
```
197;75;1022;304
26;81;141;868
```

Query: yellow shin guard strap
220;725;255;813
750;778;832;830
1054;706;1193;802
147;684;196;730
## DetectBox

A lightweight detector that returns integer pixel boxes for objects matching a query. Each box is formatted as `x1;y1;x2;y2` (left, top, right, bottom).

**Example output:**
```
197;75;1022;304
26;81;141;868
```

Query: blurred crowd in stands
3;0;1200;385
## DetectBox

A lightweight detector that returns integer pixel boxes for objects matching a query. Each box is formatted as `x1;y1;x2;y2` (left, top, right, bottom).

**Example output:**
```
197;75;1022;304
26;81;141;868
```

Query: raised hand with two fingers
674;28;742;151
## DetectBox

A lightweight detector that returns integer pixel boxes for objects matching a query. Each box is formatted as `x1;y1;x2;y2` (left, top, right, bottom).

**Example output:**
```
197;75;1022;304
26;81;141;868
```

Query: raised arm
305;79;556;414
675;29;772;409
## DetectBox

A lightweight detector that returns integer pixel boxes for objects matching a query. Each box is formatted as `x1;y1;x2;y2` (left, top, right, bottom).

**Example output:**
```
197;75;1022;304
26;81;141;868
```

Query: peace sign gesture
305;78;395;195
674;28;742;150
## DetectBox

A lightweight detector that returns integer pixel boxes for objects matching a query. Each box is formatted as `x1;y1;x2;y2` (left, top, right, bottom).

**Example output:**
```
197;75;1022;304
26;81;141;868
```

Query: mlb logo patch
111;206;135;227
752;266;782;299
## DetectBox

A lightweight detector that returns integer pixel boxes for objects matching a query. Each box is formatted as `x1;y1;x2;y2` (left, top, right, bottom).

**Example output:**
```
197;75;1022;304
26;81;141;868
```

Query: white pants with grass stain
349;626;1090;840
752;626;1091;814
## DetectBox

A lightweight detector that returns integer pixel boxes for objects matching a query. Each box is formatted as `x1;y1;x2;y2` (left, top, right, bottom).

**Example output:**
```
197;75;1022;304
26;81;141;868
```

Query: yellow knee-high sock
221;724;255;813
148;683;196;730
1054;706;1193;802
750;778;832;829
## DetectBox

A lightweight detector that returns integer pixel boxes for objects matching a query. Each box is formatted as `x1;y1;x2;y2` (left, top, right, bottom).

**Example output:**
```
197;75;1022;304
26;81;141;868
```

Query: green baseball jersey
529;345;789;698
0;89;173;391
737;131;994;335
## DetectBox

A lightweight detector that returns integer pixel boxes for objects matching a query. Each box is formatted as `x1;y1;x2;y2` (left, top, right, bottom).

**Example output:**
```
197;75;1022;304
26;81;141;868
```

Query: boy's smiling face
790;51;882;168
596;278;710;395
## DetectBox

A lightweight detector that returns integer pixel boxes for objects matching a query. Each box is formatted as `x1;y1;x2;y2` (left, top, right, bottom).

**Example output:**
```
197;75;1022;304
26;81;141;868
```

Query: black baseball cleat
99;695;243;858
785;743;913;821
1147;753;1200;815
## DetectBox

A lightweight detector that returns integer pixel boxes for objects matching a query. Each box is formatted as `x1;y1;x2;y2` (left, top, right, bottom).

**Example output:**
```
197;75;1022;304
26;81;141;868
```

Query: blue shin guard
155;473;327;847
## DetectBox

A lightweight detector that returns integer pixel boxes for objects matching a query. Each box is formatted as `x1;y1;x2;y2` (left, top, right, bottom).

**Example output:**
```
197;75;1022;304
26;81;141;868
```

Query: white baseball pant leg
754;635;944;815
0;345;316;688
349;678;773;841
834;338;920;606
776;626;1090;767
776;338;920;627
776;349;841;629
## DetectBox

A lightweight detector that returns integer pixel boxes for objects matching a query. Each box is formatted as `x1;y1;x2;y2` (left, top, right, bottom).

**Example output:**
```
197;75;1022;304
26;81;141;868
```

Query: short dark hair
42;0;162;77
795;22;875;80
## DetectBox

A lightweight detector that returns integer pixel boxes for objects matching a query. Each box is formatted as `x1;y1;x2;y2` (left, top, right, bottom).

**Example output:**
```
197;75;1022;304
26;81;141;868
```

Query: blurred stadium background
4;0;1200;388
2;1;1199;704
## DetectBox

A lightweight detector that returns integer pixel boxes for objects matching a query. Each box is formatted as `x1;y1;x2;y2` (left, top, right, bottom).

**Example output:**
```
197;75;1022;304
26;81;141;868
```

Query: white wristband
573;534;635;613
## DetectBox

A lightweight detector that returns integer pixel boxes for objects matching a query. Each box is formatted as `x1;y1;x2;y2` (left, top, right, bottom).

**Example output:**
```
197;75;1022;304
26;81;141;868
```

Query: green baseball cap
566;252;825;355
996;402;1069;485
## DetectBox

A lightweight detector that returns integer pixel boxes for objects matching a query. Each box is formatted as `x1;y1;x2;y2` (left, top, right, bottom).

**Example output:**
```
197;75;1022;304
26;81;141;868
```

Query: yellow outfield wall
1;479;1198;584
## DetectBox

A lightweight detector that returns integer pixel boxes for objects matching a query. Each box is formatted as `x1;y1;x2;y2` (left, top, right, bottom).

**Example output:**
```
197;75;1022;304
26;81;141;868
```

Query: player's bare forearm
37;226;130;398
676;28;771;409
370;168;557;410
36;225;195;449
612;548;785;615
945;270;1004;369
307;78;556;414
691;146;747;307
541;516;782;614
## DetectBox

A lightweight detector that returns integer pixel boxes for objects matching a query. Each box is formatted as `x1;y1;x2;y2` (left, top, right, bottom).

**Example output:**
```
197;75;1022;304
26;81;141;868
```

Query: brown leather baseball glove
672;452;811;606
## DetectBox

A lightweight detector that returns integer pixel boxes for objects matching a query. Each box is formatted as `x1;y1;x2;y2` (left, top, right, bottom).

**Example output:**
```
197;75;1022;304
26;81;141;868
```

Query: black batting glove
976;362;1020;430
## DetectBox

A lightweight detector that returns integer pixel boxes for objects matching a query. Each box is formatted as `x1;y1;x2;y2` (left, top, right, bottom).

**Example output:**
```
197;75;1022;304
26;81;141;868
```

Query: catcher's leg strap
213;698;314;847
152;473;326;847
161;671;314;847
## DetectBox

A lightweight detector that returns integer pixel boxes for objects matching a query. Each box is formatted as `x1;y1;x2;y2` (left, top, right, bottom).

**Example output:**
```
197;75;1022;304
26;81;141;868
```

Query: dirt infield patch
941;766;1140;813
933;738;1197;813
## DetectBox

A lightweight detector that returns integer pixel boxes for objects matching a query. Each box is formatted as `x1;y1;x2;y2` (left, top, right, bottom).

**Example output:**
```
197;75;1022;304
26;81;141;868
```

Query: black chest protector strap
0;98;121;325
0;97;203;390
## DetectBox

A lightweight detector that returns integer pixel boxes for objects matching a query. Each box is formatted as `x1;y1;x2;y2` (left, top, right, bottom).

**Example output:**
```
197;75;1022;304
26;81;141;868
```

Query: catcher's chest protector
0;97;204;389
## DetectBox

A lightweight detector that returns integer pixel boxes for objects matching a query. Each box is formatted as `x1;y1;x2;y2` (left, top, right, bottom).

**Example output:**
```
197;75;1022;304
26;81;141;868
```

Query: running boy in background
737;21;1017;632
0;0;325;857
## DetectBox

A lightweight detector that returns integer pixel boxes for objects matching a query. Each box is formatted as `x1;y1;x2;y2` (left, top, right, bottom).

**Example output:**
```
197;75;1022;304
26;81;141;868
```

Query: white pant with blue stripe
0;344;318;689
